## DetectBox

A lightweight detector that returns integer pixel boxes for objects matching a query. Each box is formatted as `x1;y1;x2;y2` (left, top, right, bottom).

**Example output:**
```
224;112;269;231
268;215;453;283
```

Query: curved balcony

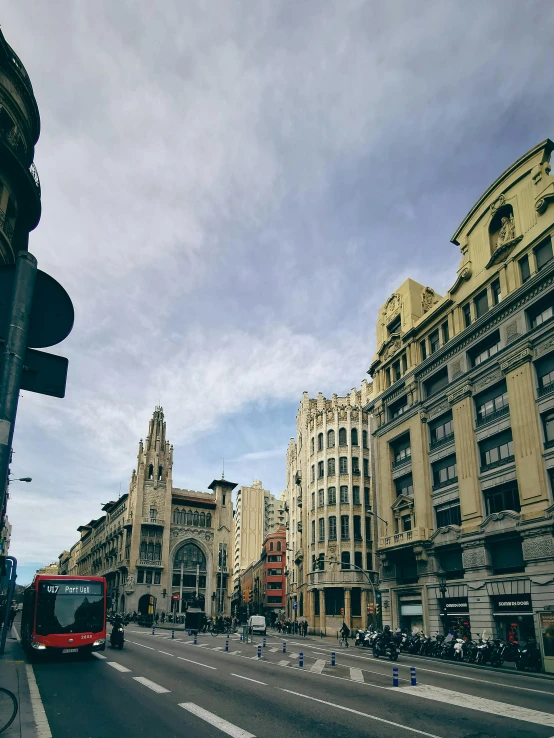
307;569;370;587
137;558;163;568
142;516;164;527
378;527;426;550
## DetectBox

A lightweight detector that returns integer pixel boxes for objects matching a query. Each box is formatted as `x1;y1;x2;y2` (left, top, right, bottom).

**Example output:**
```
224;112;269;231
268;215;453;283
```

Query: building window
328;429;335;448
491;279;501;305
341;515;350;539
462;303;472;328
311;520;315;544
352;457;360;474
535;236;553;271
311;491;315;510
392;360;402;382
362;430;368;449
429;412;454;448
429;330;440;354
339;457;348;475
470;330;500;367
424;367;449;397
318;488;324;507
435;502;461;528
340;485;348;504
543;410;554;447
389;395;408;420
475;383;509;426
480;430;514;471
318;433;323;451
338;428;347;446
341;551;350;569
353;515;362;540
137;570;144;583
529;293;554;329
364;487;370;506
270;541;274;551
394;473;413;497
328;457;336;476
520;254;531;283
154;571;161;584
328;516;337;540
353;486;360;505
310;465;315;483
351;428;359;446
277;540;282;551
432;454;457;490
318;461;324;478
328;486;336;505
402;515;412;532
363;458;369;477
311;437;314;455
354;551;363;571
474;289;489;319
366;552;372;570
484;482;521;515
318;518;325;542
442;321;450;344
365;516;371;538
420;340;427;361
391;435;411;467
145;571;153;584
206;513;212;528
489;536;525;575
388;315;401;335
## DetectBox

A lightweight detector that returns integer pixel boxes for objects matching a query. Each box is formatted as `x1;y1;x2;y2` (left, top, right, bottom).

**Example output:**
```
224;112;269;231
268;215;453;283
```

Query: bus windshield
35;580;105;636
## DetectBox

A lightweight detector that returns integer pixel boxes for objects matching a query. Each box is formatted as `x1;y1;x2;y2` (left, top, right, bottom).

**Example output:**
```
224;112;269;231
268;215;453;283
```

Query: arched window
193;511;199;526
206;513;212;528
180;510;186;524
328;458;336;476
338;428;347;446
186;511;193;525
351;428;358;446
362;430;368;449
174;542;206;571
157;465;163;480
199;512;206;527
173;508;180;524
147;464;154;480
269;541;274;551
318;433;323;451
327;429;335;448
276;540;281;551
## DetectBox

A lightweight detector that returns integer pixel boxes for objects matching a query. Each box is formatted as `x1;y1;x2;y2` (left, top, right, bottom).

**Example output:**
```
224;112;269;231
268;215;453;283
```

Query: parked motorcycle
515;639;542;672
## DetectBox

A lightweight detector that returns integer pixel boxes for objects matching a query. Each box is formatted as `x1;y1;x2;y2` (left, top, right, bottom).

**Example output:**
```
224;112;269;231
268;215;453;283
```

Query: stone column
360;589;368;629
501;345;550;518
308;589;316;631
448;381;482;529
462;542;495;638
319;589;326;635
344;587;352;628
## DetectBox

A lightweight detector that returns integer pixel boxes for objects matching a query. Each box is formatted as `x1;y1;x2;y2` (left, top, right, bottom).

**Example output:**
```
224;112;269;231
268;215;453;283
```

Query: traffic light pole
0;252;37;523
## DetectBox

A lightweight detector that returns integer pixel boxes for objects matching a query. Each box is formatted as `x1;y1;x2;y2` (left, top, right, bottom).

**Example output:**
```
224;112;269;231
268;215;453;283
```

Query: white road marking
26;663;52;738
179;702;255;738
177;656;217;669
350;667;364;683
310;659;326;674
128;640;155;650
268;647;278;652
288;652;299;658
280;689;441;738
310;650;327;656
231;673;267;685
158;651;174;657
92;652;107;660
212;646;223;651
278;660;290;666
196;643;209;648
133;676;171;694
394;684;554;728
229;650;242;655
107;662;131;672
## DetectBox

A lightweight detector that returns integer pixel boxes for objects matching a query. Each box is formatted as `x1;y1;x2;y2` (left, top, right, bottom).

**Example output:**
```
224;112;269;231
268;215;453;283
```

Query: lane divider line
177;656;217;670
107;662;132;673
158;651;174;657
92;652;107;660
230;674;267;685
133;676;171;694
179;702;256;738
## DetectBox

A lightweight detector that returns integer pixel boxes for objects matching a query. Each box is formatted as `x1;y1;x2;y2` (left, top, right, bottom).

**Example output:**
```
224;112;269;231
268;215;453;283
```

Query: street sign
292;602;298;610
21;348;68;398
0;266;74;348
172;593;179;601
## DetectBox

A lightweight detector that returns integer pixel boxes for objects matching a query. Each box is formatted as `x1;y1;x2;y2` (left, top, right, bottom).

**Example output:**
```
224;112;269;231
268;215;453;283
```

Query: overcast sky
4;1;554;583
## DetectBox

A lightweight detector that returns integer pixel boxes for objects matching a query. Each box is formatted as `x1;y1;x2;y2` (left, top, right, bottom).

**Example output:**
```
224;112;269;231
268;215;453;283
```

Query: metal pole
196;563;199;599
0;252;37;520
178;562;184;615
0;556;17;655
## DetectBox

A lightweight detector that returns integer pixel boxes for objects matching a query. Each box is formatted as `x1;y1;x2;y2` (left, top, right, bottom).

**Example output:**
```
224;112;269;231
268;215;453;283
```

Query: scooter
109;620;125;649
515;640;542;672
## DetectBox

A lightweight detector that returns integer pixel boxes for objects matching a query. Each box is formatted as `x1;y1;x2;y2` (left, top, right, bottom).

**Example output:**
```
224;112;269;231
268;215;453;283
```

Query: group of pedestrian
275;619;308;636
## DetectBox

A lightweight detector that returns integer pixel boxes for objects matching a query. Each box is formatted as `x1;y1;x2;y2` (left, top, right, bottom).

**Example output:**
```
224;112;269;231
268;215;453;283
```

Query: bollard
188;630;192;637
225;638;229;652
171;630;175;639
393;667;399;687
240;633;243;642
410;666;417;686
299;652;304;668
194;633;197;645
263;637;266;648
257;644;262;659
283;640;286;654
331;651;336;667
151;626;155;635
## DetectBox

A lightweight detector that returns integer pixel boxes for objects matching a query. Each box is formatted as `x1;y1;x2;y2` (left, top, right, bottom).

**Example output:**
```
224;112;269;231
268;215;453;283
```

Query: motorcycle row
354;627;542;672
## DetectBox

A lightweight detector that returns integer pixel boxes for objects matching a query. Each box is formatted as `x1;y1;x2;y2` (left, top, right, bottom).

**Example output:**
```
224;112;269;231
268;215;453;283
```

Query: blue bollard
151;626;155;635
331;651;336;667
299;652;304;668
257;644;262;659
240;633;243;642
171;630;175;639
225;638;229;652
263;637;266;648
393;667;399;687
194;633;197;645
188;630;192;637
283;641;286;653
410;666;417;686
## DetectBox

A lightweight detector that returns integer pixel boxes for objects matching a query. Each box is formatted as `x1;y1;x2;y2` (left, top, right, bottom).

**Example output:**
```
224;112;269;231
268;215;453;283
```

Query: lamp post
326;555;378;628
437;571;447;635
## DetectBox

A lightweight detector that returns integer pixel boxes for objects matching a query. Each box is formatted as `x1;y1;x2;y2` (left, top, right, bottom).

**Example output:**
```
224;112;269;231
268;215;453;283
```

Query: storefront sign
401;604;423;616
441;597;469;615
491;594;532;613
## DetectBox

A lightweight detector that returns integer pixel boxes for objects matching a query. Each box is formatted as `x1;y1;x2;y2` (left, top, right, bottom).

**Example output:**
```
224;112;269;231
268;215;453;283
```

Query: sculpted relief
421;287;436;313
384;293;401;321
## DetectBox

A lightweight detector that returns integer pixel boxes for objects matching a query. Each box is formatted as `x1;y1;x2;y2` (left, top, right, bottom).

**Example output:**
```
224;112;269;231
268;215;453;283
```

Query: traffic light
375;603;380;615
367;603;374;615
340;607;344;616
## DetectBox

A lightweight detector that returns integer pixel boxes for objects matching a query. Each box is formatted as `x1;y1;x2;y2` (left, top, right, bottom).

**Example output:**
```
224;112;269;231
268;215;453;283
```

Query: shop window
394;473;413;497
489;536;525;574
519;254;531;283
470;330;500;367
429;412;454;449
491;279;502;305
314;590;320;616
328;486;336;505
475;381;509;426
484;482;521;516
325;588;345;616
341;551;350;569
339;427;347;446
328;429;335;448
328;516;337;540
435;502;461;528
474;289;489;319
340;485;348;504
535;236;553;271
340;515;350;540
339;457;348;475
351;587;362;616
352;486;360;505
318;489;324;507
424;367;449;398
479;429;514;471
462;303;472;328
432;454;457;489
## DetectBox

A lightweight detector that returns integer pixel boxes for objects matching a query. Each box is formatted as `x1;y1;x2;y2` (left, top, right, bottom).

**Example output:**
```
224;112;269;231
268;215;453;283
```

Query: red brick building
261;525;286;618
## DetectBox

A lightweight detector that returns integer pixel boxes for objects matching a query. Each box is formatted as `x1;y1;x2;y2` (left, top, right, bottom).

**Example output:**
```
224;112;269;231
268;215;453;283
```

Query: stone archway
170;537;212;613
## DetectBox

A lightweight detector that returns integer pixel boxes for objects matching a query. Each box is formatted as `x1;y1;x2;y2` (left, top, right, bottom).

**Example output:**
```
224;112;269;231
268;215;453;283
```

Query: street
29;628;554;738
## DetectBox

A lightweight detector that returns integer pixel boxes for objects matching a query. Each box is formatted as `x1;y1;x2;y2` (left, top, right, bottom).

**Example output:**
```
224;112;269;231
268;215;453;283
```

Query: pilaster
448;382;482;528
344;587;352;628
319;589;326;634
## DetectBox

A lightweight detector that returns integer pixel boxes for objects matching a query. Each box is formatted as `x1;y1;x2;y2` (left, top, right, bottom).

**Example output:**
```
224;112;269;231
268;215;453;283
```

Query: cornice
500;341;534;375
447;380;473;406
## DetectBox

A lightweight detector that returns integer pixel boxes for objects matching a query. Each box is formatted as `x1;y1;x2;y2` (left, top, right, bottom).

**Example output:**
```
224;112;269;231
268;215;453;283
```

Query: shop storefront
490;594;535;642
539;611;554;674
399;597;423;633
440;597;471;637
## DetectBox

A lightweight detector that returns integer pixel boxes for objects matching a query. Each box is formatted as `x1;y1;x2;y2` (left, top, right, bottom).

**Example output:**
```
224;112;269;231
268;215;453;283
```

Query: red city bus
21;575;107;658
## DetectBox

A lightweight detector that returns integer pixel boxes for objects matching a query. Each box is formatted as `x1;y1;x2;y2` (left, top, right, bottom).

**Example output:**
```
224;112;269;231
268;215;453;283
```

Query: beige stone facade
59;407;235;617
367;140;554;643
284;385;377;634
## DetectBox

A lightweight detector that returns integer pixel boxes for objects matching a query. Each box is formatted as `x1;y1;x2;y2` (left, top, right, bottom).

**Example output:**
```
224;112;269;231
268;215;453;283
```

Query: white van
248;615;267;636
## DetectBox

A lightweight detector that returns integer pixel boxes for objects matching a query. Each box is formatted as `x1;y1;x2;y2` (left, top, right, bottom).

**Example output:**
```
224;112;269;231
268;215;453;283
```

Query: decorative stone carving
381;564;396;580
427;399;450;421
449;263;472;296
422;287;436;314
505;320;520;343
500;343;533;375
479;510;521;534
171;526;213;542
462;547;486;569
384;294;401;321
496;213;516;247
473;368;502;392
450;359;463;380
124;574;136;594
383;339;401;360
535;338;554;359
447;381;472;406
523;536;554;561
490;194;507;213
413;544;428;562
532;160;552;187
417;559;429;574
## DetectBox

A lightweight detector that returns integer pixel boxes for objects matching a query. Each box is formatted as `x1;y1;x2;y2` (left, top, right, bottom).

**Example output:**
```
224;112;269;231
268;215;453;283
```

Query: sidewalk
1;631;38;737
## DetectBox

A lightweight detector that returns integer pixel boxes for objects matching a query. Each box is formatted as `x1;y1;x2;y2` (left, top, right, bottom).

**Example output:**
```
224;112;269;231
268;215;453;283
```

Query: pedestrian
8;604;17;628
155;612;160;624
161;611;166;624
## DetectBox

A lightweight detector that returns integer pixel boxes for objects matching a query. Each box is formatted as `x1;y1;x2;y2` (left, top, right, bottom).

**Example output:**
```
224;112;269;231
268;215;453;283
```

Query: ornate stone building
284;384;376;634
60;407;235;617
367;140;554;653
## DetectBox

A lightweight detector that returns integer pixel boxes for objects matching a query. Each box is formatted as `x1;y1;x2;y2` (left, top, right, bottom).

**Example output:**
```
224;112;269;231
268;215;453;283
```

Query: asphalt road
30;628;554;738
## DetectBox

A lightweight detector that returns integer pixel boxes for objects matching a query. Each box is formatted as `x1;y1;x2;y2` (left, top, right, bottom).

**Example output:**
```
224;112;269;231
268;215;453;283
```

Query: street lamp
8;477;31;483
367;510;387;527
436;571;447;635
325;555;378;628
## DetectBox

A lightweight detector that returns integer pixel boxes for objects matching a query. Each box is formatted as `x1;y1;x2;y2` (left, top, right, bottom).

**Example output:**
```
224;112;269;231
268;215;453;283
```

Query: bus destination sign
39;581;104;596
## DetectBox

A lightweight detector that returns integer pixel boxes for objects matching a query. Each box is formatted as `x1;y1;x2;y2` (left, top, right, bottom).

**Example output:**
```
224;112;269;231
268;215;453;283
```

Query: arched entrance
138;593;156;625
173;541;208;613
